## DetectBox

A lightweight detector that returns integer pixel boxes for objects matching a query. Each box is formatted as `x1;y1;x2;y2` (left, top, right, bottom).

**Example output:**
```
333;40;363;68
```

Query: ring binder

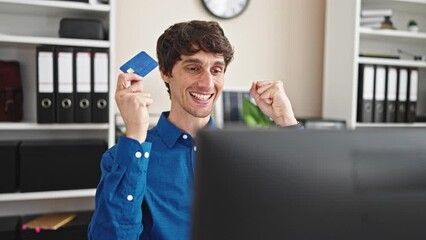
56;47;75;123
36;46;56;123
385;67;397;123
396;68;408;123
357;64;375;123
91;48;109;123
74;48;92;123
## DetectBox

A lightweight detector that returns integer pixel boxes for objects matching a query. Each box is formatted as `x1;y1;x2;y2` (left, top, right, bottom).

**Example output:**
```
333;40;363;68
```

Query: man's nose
198;70;214;89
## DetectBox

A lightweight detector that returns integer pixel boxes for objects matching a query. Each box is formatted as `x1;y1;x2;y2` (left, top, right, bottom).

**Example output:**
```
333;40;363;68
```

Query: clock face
202;0;249;19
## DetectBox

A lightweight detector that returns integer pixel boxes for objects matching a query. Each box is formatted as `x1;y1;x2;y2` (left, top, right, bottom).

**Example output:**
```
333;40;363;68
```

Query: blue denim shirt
88;112;214;240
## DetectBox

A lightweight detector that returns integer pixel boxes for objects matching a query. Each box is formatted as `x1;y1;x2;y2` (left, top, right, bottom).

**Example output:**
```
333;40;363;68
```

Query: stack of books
360;9;393;29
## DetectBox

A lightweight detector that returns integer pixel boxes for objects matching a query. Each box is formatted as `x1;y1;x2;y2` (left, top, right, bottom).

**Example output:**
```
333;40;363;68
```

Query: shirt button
127;195;133;201
135;151;142;158
182;134;188;140
193;146;197;152
144;152;150;158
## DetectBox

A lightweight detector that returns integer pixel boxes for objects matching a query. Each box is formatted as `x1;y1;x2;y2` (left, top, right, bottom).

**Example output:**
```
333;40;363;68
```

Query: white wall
115;0;325;119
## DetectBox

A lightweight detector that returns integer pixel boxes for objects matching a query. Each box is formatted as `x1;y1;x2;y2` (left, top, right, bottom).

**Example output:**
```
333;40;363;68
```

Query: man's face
163;51;226;119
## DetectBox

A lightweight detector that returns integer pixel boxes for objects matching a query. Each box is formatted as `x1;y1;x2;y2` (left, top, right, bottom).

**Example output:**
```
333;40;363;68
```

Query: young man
88;20;300;240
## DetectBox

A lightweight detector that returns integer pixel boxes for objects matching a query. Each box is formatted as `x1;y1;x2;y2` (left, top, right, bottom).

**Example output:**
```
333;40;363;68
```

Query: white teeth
191;92;211;100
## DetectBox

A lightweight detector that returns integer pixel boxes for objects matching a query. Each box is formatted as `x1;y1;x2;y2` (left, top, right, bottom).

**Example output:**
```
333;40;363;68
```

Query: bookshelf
323;0;426;129
0;189;96;202
0;0;115;217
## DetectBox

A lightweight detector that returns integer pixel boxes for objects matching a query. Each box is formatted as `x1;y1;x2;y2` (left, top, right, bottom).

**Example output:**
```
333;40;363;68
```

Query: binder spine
407;68;418;123
396;68;408;123
74;48;92;123
36;46;56;123
357;64;375;123
374;66;386;123
91;48;109;123
385;67;397;123
56;47;75;123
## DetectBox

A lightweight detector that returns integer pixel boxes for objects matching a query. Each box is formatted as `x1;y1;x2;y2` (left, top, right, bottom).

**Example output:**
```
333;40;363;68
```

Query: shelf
360;28;426;44
0;0;114;216
364;0;426;4
0;122;109;130
0;34;110;48
0;0;110;15
358;57;426;67
395;0;426;4
0;189;96;202
356;122;426;127
323;0;426;129
363;0;426;13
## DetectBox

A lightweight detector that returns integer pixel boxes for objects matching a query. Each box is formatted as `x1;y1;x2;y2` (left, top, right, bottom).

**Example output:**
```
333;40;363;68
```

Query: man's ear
160;70;171;83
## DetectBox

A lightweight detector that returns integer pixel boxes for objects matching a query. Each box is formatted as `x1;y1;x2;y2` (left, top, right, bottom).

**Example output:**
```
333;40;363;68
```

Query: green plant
242;97;273;128
408;20;418;27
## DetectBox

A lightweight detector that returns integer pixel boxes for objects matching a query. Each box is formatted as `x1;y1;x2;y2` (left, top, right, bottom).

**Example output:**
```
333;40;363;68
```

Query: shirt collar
156;111;216;148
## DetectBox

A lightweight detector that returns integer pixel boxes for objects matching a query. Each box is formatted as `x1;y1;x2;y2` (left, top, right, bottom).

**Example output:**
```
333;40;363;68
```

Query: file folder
374;66;386;123
385;67;397;123
407;68;418;123
396;68;408;123
91;48;109;123
357;64;375;123
22;213;76;230
74;48;92;123
36;46;56;123
56;47;74;123
21;211;93;240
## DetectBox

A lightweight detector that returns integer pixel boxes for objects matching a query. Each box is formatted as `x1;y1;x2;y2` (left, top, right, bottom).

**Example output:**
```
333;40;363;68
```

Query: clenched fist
115;73;153;143
249;80;297;127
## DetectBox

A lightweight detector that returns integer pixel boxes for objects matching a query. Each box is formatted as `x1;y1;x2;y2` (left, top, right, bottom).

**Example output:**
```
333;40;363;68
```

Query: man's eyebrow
182;59;202;64
182;58;226;66
214;61;226;66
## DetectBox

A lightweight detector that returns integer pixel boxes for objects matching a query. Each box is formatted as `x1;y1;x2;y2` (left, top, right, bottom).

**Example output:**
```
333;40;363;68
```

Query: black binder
374;65;386;123
19;140;106;192
223;91;248;123
56;47;75;123
36;46;56;123
74;48;92;123
0;141;19;193
407;68;418;123
396;67;408;123
357;64;375;123
385;66;397;123
91;48;109;123
0;216;20;240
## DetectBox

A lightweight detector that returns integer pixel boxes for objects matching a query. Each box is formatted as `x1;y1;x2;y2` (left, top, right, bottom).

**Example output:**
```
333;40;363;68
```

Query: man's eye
211;68;223;75
187;66;200;72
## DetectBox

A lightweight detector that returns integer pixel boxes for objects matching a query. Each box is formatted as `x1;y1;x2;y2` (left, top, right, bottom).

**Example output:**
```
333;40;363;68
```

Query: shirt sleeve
88;136;152;240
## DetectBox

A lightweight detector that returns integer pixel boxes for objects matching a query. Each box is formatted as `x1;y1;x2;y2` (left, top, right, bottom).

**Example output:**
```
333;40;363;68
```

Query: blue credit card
120;51;158;77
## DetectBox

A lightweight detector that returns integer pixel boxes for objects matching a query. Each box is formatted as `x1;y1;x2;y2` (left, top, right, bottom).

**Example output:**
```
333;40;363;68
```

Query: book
359;53;400;59
360;16;385;24
22;213;76;231
360;22;382;29
361;9;392;17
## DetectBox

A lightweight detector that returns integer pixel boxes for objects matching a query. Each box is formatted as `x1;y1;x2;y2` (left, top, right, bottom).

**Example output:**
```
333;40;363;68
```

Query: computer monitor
191;128;426;240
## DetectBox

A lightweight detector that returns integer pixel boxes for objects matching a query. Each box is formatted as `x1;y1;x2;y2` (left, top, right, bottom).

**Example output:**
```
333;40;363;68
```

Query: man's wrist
274;115;298;127
126;131;147;144
282;121;304;129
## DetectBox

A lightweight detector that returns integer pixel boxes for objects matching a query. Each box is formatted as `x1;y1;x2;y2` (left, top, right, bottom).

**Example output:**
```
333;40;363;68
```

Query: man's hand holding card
116;51;158;143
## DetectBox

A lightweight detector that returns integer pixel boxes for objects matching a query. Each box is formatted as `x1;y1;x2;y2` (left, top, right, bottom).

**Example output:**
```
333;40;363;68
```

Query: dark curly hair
156;20;234;96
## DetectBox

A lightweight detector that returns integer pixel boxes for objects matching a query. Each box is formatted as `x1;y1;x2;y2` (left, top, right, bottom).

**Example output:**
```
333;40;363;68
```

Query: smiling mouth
190;92;214;101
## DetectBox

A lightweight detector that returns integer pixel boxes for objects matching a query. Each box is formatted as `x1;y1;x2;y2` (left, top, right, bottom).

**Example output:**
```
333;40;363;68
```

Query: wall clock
202;0;250;19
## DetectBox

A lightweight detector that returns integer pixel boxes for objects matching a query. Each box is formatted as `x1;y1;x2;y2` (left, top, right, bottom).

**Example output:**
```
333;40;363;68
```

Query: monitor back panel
192;129;426;240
